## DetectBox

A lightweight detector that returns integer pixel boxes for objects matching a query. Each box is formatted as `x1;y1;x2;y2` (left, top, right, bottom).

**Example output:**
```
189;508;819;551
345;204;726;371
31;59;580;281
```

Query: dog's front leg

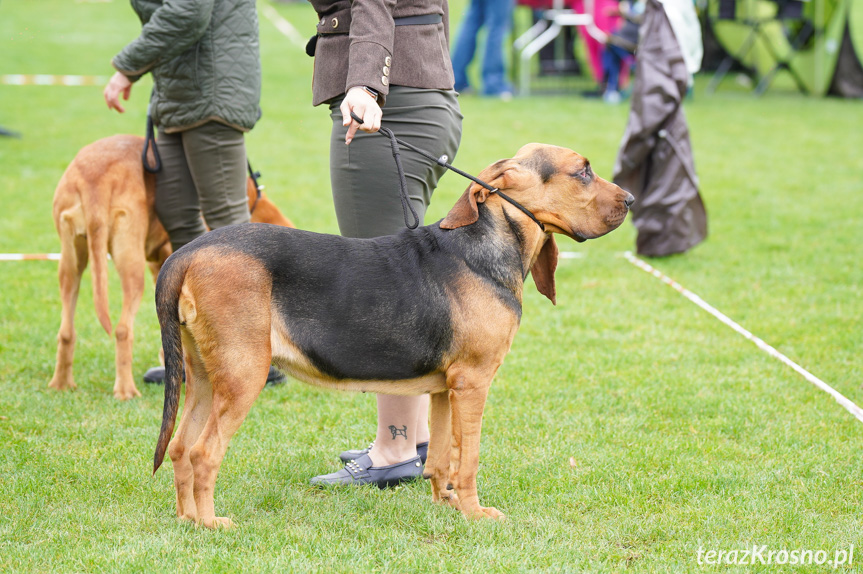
426;390;454;505
446;368;505;520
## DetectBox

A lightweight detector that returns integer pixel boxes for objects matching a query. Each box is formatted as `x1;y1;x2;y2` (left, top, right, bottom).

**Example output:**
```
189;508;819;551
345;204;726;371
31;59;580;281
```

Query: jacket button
332;17;339;28
381;76;389;86
382;66;390;76
385;56;392;66
320;17;326;25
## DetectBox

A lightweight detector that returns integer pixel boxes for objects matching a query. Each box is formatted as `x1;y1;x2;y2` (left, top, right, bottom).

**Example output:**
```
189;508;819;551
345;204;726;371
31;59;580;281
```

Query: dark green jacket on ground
113;0;262;133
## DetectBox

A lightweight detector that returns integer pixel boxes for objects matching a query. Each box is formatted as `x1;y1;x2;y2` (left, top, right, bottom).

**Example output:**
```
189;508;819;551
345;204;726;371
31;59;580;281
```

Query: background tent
706;0;863;96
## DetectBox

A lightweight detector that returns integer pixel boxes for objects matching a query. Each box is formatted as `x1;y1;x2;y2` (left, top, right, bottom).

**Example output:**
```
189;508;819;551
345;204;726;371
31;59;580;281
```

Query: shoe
310;454;423;488
603;90;622;104
143;366;175;384
482;88;513;101
266;367;287;385
339;441;429;464
142;365;286;385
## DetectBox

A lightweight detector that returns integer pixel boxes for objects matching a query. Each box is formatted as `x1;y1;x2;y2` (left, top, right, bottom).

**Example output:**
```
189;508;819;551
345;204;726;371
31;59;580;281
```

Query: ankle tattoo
388;425;408;440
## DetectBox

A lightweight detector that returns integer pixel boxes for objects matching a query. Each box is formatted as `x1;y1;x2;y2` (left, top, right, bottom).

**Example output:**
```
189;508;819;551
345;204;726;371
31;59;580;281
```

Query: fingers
340;87;382;145
104;72;132;114
104;86;125;113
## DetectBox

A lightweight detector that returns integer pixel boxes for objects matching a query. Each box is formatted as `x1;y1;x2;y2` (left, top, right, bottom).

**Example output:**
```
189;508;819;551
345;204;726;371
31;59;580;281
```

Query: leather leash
350;111;545;232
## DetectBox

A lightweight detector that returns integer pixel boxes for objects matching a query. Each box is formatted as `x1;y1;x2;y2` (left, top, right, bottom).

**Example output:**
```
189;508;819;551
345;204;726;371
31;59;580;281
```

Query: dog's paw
48;377;76;392
461;504;505;521
477;506;506;521
199;516;235;529
113;385;142;400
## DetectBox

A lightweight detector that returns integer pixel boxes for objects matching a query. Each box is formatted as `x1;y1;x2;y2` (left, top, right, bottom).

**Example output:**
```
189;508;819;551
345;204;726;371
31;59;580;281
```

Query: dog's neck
438;198;548;307
493;196;549;277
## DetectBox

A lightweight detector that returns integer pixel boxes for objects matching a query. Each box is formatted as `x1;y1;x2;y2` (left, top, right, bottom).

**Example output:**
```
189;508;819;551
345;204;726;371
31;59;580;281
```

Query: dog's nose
624;193;635;209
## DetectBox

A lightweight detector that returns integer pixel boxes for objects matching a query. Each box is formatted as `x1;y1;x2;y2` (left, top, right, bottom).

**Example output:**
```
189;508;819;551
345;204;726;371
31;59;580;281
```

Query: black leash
247;159;263;215
142;113;162;174
349;111;545;232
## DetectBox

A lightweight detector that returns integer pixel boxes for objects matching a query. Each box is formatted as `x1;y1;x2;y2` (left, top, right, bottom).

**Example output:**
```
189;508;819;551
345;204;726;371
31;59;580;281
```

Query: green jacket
113;0;261;133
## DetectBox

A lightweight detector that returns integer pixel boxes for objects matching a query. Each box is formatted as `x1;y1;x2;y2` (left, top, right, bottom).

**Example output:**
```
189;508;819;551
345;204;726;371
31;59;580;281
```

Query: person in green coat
104;0;280;385
104;0;262;252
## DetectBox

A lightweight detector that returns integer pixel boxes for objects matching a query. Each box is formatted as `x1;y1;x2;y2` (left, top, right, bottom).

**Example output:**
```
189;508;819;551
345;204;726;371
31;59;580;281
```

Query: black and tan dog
153;143;633;527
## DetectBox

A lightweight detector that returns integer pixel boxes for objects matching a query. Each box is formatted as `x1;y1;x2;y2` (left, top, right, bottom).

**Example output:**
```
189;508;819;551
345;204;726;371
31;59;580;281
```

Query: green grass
2;0;863;572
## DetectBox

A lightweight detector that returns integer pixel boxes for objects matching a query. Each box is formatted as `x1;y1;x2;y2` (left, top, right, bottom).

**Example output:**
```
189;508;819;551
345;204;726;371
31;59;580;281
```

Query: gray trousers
329;87;463;238
155;121;251;251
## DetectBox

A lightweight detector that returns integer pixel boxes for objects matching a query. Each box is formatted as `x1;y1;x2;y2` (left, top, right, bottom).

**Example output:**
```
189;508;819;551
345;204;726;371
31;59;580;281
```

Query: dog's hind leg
445;366;505;520
49;209;88;392
167;336;212;522
188;355;270;529
108;209;145;400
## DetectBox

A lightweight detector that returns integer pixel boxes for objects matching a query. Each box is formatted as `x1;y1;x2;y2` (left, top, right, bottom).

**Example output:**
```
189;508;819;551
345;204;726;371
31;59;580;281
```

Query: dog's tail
81;179;113;335
153;252;187;475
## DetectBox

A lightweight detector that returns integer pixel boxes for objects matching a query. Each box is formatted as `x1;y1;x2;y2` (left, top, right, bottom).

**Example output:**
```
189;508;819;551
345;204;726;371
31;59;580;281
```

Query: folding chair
753;0;814;94
707;0;811;94
513;0;607;95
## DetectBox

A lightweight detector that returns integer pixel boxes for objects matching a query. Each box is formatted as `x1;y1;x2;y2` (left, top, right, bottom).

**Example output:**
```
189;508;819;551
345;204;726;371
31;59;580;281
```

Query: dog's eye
572;167;592;182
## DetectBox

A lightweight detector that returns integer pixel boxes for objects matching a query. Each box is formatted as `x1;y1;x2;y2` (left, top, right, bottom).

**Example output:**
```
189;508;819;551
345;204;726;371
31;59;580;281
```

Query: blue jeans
602;44;632;93
451;0;514;96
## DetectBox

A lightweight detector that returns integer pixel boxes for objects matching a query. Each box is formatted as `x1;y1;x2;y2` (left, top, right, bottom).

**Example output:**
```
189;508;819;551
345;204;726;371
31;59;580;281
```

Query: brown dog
152;143;633;527
48;134;293;400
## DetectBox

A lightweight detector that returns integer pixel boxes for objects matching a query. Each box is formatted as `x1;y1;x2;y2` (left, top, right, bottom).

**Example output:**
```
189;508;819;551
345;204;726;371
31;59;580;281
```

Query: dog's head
441;143;634;303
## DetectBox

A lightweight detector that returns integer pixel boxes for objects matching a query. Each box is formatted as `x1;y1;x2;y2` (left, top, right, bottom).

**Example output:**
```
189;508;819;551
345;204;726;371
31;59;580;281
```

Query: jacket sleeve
112;0;215;81
345;0;397;101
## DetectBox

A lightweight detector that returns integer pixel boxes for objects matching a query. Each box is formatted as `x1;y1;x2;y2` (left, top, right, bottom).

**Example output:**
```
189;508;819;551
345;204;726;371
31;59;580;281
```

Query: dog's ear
440;182;491;229
530;234;558;305
440;159;513;230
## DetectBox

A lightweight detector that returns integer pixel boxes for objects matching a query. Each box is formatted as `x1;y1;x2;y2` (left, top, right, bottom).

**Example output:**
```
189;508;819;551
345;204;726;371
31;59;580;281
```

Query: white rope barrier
623;251;863;424
260;2;305;48
1;75;108;86
0;253;61;261
0;254;111;261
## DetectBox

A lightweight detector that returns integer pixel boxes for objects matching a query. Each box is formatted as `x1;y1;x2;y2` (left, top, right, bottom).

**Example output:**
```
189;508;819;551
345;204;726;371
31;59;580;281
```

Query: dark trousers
155;121;251;251
328;87;463;238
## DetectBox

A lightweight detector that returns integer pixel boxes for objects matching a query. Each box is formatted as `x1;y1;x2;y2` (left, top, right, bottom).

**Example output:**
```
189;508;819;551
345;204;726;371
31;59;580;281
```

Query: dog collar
490;189;546;232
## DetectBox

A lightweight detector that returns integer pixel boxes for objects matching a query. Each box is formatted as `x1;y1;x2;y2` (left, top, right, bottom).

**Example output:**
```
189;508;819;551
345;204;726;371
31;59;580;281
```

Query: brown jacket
309;0;455;106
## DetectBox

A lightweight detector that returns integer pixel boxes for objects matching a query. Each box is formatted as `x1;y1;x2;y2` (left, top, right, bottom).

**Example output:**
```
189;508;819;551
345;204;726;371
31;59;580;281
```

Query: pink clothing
572;0;620;82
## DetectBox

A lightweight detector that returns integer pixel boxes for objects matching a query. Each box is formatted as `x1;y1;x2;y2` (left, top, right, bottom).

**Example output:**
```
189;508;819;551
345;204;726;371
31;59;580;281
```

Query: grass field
2;1;862;572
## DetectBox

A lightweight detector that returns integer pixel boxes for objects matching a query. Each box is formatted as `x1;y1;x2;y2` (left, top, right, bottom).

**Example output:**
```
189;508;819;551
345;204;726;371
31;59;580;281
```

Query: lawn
1;0;862;572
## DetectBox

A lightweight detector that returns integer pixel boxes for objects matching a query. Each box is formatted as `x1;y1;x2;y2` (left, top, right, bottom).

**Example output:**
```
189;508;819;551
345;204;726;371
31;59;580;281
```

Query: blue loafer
339;441;429;464
310;454;423;488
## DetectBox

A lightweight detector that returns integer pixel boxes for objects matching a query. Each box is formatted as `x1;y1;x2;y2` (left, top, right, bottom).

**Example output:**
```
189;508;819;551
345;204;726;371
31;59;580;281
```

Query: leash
142;113;162;174
247;159;263;215
349;111;545;232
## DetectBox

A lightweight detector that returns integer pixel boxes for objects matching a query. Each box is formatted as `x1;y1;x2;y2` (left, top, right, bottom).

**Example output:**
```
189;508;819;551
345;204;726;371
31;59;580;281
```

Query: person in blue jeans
601;0;643;103
451;0;515;98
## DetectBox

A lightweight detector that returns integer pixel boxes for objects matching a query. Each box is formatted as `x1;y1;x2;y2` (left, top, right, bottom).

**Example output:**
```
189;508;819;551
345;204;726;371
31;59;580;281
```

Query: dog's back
53;135;153;335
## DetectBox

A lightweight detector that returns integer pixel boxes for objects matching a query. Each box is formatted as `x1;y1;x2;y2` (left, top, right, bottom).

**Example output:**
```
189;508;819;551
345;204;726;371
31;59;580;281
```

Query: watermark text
697;545;854;568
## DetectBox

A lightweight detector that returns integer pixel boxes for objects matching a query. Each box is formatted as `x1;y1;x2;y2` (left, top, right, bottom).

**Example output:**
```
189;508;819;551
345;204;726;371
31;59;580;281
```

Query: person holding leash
306;0;463;486
104;0;283;385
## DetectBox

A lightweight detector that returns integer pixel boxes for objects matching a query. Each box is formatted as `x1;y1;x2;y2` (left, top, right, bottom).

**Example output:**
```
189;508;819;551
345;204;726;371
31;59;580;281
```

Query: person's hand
104;72;133;113
340;86;382;145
